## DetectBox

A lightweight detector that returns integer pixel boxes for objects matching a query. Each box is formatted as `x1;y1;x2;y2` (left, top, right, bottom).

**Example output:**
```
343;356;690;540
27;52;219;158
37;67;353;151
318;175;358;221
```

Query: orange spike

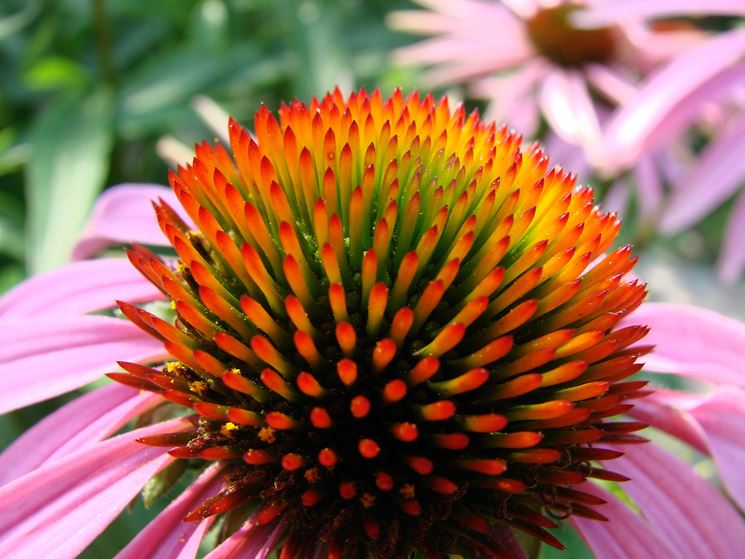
310;407;332;429
358;439;381;459
367;283;388;337
336;358;358;386
382;379;408;403
350;395;371;418
318;448;338;468
297;371;325;397
259;368;296;401
417;400;456;421
416;323;466;357
336;322;357;356
391;422;419;442
372;338;397;373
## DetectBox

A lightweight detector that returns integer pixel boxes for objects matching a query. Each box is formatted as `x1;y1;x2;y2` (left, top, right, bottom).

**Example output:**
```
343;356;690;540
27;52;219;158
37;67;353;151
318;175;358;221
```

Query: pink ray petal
476;61;545;135
0;258;162;317
640;63;745;157
611;441;745;558
539;69;603;162
117;465;224;559
662;109;745;233
628;391;708;453
718;188;745;284
0;383;161;485
0;316;166;413
626;303;745;387
584;64;638;106
72;184;184;260
602;29;745;170
0;417;189;559
688;387;745;511
571;483;677;559
204;517;284;559
574;0;745;28
632;154;663;219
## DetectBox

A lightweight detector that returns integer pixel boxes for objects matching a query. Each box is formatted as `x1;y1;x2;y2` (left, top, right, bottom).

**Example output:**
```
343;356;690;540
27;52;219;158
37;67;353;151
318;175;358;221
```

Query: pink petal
0;417;189;559
627;303;745;387
72;184;182;260
688;387;745;511
628;392;708;453
602;29;745;170
571;484;678;559
204;517;283;559
0;258;161;317
632;154;663;219
117;465;224;559
640;63;745;158
611;442;745;558
718;181;745;284
584;64;638;106
662;109;745;233
476;61;545;135
574;0;745;27
0;383;161;484
0;316;165;413
539;69;603;161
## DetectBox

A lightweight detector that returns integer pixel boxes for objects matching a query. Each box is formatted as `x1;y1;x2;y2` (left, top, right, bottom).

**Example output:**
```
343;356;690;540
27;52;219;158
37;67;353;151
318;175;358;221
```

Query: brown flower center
526;5;616;67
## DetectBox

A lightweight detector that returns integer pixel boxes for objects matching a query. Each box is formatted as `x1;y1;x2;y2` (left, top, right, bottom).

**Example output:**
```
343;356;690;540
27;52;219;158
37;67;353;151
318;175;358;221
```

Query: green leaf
25;89;113;273
142;459;188;508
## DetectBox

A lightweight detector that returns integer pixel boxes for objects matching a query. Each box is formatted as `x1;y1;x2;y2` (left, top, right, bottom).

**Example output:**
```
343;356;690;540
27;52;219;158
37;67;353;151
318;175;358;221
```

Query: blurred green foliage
0;0;416;285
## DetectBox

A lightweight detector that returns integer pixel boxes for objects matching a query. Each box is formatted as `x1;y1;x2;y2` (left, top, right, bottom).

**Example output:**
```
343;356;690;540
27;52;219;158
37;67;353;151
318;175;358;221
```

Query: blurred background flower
0;0;744;557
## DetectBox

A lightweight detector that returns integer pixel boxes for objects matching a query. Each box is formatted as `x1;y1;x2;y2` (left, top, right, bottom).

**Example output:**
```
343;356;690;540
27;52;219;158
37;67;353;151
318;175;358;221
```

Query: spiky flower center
117;89;648;558
526;5;617;67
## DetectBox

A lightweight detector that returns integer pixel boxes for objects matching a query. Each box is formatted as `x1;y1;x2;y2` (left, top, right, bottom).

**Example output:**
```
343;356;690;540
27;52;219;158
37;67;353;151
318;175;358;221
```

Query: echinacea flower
1;89;745;558
387;1;736;162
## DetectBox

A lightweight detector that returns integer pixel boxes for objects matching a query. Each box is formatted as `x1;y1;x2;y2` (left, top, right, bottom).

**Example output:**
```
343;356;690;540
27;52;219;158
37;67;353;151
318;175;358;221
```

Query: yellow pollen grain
304;468;321;484
170;300;177;310
400;484;416;499
165;361;183;373
220;422;239;438
190;381;208;396
360;493;376;508
259;427;276;443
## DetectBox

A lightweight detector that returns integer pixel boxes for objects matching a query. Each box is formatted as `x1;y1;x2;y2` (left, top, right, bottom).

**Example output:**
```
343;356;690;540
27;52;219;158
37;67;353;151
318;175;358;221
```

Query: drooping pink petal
602;29;745;170
687;387;745;511
584;64;637;106
0;316;166;413
632;154;663;219
204;517;284;559
571;484;677;559
71;184;182;260
626;303;745;387
0;258;161;317
117;465;224;559
476;61;545;135
539;69;603;161
388;0;533;85
718;180;745;284
611;441;745;558
640;63;745;158
661;109;745;233
574;0;745;28
0;418;189;559
0;383;161;484
628;392;708;453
